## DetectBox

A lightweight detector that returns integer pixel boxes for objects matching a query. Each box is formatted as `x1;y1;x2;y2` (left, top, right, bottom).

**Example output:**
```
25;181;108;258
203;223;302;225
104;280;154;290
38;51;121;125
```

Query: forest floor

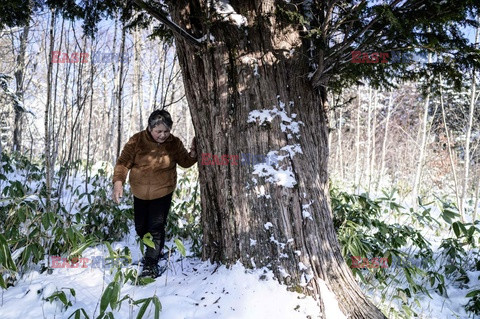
1;228;478;319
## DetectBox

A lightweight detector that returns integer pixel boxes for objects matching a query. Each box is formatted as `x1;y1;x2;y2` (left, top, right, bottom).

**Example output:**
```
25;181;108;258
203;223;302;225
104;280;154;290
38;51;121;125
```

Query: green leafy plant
44;288;77;311
330;186;441;318
167;168;202;256
133;295;162;319
465;288;480;315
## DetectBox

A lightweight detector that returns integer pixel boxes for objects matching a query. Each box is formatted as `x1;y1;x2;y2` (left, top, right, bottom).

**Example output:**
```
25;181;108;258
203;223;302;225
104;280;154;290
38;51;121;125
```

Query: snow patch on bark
278;266;291;278
254;184;271;198
302;201;314;220
252;163;297;188
298;262;308;271
247;104;304;139
317;279;348;319
280;144;303;157
264;222;274;230
213;0;247;27
247;102;304;188
270;235;287;249
240;56;260;77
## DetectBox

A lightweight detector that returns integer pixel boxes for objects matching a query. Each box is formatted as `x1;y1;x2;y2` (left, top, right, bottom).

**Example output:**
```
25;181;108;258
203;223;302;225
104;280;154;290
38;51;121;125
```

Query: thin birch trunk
365;87;372;189
337;105;344;180
85;40;96;193
369;90;377;191
439;75;462;213
133;26;143;131
354;89;361;187
116;22;127;159
460;19;479;221
412;53;432;209
328;106;335;173
13;22;30;152
377;92;393;190
473;178;480;222
44;10;55;209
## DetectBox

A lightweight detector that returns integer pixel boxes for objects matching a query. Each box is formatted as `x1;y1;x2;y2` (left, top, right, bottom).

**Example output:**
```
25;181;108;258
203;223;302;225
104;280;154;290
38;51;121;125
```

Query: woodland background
1;13;478;218
0;8;480;319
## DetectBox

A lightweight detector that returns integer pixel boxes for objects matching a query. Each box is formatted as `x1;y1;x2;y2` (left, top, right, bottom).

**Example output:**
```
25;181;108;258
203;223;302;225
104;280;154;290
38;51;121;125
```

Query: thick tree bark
167;1;386;318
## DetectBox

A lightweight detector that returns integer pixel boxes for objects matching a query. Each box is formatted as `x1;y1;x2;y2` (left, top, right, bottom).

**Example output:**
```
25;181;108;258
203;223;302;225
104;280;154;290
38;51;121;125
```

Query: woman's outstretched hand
189;136;197;158
112;181;123;203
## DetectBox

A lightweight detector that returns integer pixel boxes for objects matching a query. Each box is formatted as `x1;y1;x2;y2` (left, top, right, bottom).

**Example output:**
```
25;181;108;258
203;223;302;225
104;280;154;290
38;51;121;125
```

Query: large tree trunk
167;1;386;318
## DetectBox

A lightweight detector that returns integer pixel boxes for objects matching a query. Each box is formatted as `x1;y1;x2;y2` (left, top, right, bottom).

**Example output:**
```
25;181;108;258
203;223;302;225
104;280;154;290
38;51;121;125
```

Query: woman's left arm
175;136;197;168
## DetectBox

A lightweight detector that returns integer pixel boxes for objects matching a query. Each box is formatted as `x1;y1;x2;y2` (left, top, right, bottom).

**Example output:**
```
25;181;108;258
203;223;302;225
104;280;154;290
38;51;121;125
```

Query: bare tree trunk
337;106;344;180
369;90;378;192
460;21;479;221
473;178;480;222
439;75;462;213
108;17;119;164
116;23;127;159
167;1;386;318
354;90;361;187
377;92;393;189
329;107;336;173
133;26;143;131
366;87;373;189
13;22;30;152
85;40;96;192
44;11;55;208
412;53;432;209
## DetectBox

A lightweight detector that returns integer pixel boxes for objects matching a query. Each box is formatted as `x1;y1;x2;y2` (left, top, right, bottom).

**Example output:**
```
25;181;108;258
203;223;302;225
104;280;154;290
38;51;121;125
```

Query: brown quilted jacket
113;129;197;200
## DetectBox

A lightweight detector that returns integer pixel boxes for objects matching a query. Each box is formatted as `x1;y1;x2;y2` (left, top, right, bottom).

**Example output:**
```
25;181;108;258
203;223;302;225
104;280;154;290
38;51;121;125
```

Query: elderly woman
112;109;197;278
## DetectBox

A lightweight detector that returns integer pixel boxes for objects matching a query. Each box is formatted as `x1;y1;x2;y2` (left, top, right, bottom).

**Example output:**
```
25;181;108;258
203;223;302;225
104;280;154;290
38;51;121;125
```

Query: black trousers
133;192;173;265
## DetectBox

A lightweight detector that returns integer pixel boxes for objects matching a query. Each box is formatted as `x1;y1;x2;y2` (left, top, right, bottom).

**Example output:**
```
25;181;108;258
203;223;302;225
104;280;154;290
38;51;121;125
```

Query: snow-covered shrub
167;168;201;256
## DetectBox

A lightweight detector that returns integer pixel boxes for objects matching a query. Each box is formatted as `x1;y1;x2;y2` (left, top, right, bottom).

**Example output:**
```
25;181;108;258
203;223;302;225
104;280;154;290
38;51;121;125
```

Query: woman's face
149;123;171;143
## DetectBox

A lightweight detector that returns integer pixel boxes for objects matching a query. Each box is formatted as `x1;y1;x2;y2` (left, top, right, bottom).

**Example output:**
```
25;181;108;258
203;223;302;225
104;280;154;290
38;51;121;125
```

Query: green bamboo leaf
142;235;155;249
452;222;460;238
70;239;96;257
152;295;162;319
67;308;88;319
133;298;150;305
0;233;16;271
100;282;115;314
457;222;468;236
138;277;155;285
105;242;115;257
58;291;69;306
468;226;475;237
109;282;121;310
174;238;186;257
81;308;90;319
136;298;152;319
466;289;480;298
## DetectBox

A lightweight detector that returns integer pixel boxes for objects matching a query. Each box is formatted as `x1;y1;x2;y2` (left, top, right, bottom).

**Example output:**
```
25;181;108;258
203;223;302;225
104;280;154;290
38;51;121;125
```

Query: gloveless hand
189;136;197;157
112;181;123;203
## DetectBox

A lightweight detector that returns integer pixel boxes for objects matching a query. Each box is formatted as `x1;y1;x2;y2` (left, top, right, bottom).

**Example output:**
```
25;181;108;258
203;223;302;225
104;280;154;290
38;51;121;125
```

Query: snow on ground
2;162;479;318
0;233;320;319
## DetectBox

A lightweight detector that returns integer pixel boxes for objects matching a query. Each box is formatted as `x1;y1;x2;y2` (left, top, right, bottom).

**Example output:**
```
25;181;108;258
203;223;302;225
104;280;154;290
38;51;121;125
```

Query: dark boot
139;260;160;278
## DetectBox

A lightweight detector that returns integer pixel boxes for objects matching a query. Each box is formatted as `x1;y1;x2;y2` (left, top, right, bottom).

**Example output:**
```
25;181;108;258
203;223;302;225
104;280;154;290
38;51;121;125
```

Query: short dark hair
148;109;173;130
